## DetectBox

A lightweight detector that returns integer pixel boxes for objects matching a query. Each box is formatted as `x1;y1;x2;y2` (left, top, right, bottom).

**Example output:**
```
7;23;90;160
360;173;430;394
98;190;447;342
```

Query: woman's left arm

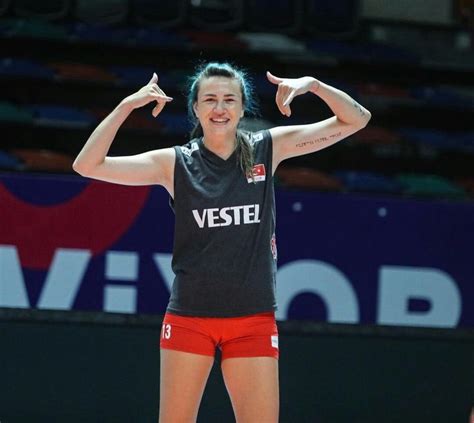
267;71;372;172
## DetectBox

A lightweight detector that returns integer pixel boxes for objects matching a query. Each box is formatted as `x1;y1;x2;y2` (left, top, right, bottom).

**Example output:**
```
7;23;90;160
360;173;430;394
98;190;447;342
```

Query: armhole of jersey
257;129;273;180
169;145;182;211
264;129;273;179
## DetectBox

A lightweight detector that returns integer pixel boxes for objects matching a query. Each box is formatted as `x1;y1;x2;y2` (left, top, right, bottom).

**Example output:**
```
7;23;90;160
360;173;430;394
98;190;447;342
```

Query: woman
73;62;371;422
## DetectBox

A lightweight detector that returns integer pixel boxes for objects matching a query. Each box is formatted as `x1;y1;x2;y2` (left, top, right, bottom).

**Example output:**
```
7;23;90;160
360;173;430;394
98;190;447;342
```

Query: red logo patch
247;164;266;183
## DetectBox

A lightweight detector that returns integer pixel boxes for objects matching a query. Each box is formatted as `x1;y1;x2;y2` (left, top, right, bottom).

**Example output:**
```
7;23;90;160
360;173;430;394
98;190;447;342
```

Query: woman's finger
148;72;158;85
277;86;292;116
150;92;173;102
275;88;285;115
152;101;164;117
151;94;172;117
283;91;295;108
266;71;283;85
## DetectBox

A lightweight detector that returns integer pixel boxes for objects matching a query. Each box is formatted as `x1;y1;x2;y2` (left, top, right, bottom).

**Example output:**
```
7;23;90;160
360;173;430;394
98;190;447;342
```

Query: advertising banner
1;173;472;328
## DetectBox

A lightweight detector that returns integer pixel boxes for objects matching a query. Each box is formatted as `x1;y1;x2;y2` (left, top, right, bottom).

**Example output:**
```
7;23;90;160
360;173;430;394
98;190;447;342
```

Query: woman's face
193;76;244;139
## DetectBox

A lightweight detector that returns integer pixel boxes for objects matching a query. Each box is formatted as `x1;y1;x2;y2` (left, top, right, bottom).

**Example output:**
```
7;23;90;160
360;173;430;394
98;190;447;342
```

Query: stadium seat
189;0;243;31
131;0;187;29
11;148;74;173
0;149;24;170
26;104;96;128
109;65;158;87
0;0;11;16
304;0;360;37
133;27;189;48
0;17;68;39
48;61;117;83
396;173;467;199
0;57;55;80
13;0;70;21
333;170;404;194
398;128;464;152
276;166;343;191
238;32;306;53
245;0;304;34
411;85;474;109
457;178;474;197
74;0;128;26
0;101;34;124
351;126;401;145
70;22;133;44
357;82;411;99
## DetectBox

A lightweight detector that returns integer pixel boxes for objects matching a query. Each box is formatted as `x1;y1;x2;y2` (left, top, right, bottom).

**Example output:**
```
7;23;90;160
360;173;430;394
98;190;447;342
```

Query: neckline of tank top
198;137;238;166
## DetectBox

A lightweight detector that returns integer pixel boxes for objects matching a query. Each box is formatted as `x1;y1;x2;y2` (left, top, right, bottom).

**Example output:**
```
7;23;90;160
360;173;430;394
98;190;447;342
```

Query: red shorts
159;311;279;360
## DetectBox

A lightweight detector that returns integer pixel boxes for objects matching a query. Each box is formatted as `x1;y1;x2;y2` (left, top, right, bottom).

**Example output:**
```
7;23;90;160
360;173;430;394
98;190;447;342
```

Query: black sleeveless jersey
167;130;278;317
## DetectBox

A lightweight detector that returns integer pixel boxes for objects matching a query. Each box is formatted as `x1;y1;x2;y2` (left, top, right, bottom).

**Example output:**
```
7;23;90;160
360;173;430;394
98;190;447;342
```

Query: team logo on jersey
271;233;277;260
180;142;199;157
247;163;266;183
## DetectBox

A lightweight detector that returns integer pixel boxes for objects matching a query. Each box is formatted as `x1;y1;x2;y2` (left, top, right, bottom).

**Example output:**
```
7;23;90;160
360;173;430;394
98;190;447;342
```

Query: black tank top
167;130;277;317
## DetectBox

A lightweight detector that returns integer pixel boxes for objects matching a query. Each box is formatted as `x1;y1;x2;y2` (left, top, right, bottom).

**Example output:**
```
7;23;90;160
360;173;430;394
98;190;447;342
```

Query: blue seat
0;57;55;79
26;104;96;128
133;27;189;48
333;170;404;194
304;0;360;37
131;0;187;29
70;22;133;44
458;132;474;152
306;39;364;61
109;65;158;87
411;86;474;109
13;0;70;21
359;42;420;65
74;0;129;25
398;128;463;152
245;0;303;34
0;150;23;170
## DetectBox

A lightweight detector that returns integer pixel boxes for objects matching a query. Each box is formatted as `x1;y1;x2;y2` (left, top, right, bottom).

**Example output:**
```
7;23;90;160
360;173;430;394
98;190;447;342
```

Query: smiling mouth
210;118;230;124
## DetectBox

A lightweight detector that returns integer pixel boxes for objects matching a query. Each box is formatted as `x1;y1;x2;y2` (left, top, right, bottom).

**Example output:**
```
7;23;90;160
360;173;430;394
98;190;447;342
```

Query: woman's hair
187;62;259;179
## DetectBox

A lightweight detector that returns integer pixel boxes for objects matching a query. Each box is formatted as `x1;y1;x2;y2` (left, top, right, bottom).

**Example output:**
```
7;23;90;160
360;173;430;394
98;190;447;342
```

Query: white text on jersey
192;204;261;228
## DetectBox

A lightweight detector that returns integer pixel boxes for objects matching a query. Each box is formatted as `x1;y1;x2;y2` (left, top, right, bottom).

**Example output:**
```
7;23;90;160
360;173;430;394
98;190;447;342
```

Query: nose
213;100;225;113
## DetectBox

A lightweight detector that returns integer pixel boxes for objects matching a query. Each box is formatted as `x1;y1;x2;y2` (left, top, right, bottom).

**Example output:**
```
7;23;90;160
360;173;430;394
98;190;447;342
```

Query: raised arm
72;73;176;194
267;71;371;172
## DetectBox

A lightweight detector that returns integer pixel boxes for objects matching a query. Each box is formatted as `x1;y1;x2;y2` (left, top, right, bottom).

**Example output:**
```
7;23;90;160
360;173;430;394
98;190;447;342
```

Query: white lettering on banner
377;266;461;328
104;251;139;313
37;249;91;310
153;253;173;292
275;259;360;323
0;245;90;309
0;245;29;308
0;245;465;328
192;204;261;228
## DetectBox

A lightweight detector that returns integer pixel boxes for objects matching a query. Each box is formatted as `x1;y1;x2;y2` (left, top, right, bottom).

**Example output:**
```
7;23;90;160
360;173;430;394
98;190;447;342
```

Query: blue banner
1;173;472;328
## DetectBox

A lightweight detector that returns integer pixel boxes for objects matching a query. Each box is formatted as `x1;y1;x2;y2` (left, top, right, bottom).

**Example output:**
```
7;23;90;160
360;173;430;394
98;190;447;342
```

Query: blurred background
0;0;473;422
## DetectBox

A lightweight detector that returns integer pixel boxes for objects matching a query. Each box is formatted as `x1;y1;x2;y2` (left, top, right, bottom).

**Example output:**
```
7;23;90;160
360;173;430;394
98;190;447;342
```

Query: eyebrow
201;93;237;98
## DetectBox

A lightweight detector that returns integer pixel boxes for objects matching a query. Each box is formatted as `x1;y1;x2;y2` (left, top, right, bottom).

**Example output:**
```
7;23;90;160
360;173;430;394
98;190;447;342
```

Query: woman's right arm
72;74;175;192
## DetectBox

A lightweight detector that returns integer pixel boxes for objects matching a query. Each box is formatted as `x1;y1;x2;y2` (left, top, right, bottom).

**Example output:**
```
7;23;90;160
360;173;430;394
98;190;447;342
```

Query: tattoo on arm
295;131;342;148
352;100;366;118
